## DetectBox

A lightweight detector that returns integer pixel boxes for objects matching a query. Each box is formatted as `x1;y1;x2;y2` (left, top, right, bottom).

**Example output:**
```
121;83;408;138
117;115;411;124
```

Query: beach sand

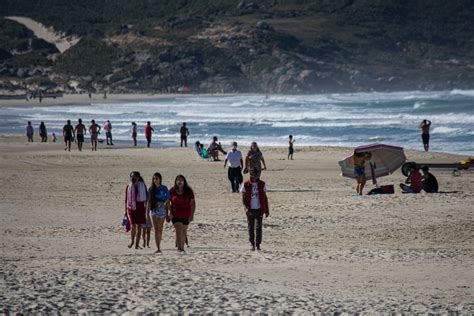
0;93;236;108
1;135;473;313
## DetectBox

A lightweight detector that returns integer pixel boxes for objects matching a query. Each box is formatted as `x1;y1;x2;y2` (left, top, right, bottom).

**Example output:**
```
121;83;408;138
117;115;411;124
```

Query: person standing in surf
224;142;243;193
419;119;432;152
241;168;269;251
63;120;75;151
145;121;154;148
353;151;372;195
180;122;190;147
74;118;86;151
124;171;148;249
89;119;101;151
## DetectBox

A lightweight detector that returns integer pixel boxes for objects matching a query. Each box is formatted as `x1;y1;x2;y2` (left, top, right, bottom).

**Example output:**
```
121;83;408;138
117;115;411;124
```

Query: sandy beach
1;134;473;313
0;93;238;108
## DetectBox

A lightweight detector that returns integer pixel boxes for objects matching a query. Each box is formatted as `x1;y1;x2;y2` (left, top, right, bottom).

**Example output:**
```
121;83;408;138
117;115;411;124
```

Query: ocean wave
450;89;474;97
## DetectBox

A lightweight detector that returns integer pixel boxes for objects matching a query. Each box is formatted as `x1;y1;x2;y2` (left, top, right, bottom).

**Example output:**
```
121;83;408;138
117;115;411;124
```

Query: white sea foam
2;91;473;154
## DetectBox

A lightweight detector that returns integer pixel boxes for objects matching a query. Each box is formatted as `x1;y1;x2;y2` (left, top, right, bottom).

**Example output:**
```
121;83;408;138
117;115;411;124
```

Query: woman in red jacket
241;168;269;251
169;175;195;252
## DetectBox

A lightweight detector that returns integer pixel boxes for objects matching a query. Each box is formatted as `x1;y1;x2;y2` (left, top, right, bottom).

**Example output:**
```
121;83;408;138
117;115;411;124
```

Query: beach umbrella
338;143;406;186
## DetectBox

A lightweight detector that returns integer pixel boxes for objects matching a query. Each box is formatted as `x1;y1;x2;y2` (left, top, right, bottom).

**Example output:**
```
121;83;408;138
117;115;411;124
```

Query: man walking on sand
241;168;269;251
224;142;243;193
419;119;432;152
89;119;101;151
75;118;86;151
63;120;75;152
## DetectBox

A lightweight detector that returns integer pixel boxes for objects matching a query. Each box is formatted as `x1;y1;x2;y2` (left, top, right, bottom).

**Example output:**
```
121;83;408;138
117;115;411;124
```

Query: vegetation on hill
1;0;473;93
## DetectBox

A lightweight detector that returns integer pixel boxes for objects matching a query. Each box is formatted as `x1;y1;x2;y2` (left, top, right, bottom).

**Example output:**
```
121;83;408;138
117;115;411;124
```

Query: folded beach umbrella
338;143;406;185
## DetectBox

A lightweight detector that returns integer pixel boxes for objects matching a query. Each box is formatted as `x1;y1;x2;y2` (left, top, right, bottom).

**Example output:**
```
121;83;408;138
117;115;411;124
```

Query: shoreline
0;134;468;161
0;92;244;108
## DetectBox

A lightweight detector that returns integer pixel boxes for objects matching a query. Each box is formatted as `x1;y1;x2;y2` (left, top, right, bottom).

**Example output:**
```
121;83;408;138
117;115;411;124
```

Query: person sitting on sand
419;119;432;152
288;135;295;160
422;166;439;193
169;175;195;252
75;118;87;151
241;168;269;251
207;136;227;161
89;119;101;151
26;121;34;142
131;122;138;147
124;171;148;249
353;151;372;195
63;120;75;152
400;166;423;193
147;172;170;253
244;142;267;177
39;122;47;142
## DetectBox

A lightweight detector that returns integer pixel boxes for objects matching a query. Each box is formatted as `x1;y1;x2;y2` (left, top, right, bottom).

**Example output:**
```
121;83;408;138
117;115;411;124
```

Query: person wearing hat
240;168;269;251
421;166;439;193
224;142;244;193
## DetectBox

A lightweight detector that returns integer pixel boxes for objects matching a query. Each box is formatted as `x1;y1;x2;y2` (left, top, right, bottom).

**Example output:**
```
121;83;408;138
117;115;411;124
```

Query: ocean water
1;90;473;155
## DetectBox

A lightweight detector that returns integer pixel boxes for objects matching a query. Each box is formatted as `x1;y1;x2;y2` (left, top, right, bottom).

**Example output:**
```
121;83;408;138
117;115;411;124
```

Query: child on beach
288;135;295;160
147;172;170;253
124;171;148;249
241;168;269;251
169;175;195;252
52;133;56;143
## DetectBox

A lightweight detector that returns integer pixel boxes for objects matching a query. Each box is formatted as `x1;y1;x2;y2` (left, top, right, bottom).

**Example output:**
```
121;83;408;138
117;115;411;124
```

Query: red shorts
127;201;146;225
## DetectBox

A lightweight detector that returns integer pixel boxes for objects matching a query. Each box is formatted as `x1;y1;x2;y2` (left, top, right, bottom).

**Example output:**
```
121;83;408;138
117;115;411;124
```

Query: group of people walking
124;172;195;253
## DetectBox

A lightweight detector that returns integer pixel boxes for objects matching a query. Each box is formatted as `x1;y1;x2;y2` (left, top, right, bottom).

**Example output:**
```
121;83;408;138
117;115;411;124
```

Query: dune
5;16;80;53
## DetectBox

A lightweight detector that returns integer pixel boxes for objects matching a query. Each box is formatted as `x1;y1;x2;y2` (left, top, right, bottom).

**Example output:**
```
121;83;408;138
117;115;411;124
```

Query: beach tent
338;143;406;186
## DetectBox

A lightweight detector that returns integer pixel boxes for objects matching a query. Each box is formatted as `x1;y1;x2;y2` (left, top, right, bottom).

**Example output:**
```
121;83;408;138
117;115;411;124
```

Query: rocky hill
1;0;474;94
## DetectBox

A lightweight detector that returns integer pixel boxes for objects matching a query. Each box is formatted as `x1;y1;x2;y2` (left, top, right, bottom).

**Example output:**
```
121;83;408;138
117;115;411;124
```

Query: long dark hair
130;171;146;187
149;172;162;205
173;174;193;197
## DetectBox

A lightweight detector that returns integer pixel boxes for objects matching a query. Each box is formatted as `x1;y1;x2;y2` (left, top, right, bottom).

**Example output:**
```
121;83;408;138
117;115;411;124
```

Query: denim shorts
150;206;166;218
354;166;365;177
